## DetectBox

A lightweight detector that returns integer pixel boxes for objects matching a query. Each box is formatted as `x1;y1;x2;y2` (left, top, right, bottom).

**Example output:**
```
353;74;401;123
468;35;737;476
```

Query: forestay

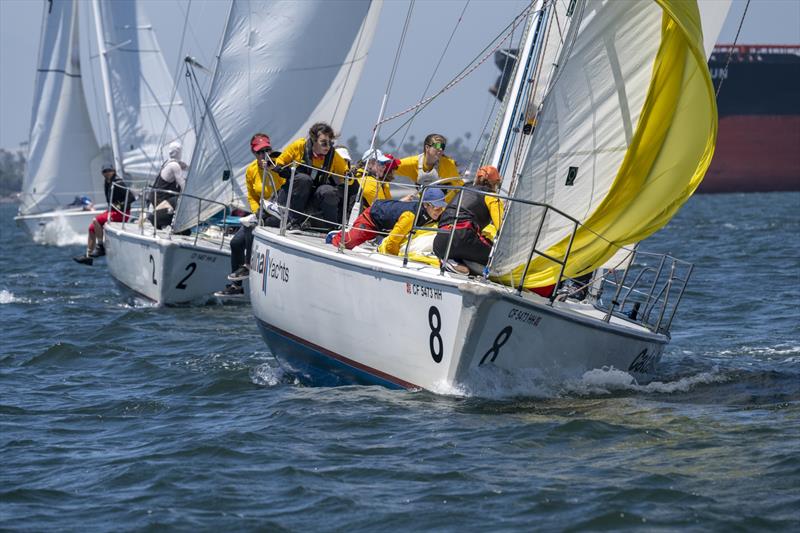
173;0;382;233
20;0;102;216
97;0;195;181
490;0;719;289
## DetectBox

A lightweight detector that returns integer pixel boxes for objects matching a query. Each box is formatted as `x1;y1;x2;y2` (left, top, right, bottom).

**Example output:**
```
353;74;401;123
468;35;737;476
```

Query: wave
0;289;30;304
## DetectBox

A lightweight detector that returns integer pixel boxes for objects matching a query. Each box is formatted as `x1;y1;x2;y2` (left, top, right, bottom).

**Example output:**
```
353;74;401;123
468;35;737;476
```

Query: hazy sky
1;0;798;153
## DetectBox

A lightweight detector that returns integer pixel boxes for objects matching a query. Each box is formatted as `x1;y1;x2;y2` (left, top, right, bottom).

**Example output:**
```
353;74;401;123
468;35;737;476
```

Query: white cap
361;148;390;164
167;141;182;160
335;147;352;162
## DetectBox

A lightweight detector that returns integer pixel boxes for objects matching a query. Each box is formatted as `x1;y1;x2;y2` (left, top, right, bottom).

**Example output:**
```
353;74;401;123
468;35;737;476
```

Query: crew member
356;148;401;207
394;133;463;201
148;141;188;229
269;122;350;230
433;165;503;274
329;188;447;255
72;164;133;266
217;133;283;297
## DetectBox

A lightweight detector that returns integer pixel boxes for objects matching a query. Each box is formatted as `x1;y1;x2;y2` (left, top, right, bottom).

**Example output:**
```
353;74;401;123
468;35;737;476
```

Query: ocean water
1;194;798;531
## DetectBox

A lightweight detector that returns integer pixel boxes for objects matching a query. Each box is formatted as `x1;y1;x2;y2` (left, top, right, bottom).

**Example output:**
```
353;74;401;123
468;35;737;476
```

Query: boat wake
250;361;300;387
429;364;729;400
0;290;30;304
32;214;85;246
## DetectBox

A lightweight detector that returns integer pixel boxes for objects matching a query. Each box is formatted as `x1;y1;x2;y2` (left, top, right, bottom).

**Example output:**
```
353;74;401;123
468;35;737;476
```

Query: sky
1;0;798;154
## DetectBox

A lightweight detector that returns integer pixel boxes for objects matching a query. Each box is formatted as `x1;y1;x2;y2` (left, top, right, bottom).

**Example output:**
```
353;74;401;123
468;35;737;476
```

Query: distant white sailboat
104;0;382;305
248;0;732;392
16;0;105;245
15;0;193;246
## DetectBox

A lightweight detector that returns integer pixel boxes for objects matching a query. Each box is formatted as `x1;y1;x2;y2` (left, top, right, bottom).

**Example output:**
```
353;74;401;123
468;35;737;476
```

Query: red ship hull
702;115;800;193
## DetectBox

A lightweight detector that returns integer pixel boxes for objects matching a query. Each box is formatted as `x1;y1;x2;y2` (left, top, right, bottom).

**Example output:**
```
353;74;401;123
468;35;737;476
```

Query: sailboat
15;0;193;246
16;0;105;245
248;0;732;392
103;0;382;305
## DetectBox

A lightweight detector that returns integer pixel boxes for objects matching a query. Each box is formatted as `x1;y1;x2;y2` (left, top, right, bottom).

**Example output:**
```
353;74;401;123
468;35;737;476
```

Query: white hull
250;228;667;392
15;208;105;246
104;222;245;305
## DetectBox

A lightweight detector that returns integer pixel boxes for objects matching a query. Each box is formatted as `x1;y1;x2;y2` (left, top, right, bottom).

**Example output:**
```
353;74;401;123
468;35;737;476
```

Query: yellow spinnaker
496;0;717;289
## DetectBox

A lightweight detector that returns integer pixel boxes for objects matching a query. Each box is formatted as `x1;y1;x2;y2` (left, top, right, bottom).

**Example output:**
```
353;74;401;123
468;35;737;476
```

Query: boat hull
250;228;667;392
104;222;242;305
15;209;105;246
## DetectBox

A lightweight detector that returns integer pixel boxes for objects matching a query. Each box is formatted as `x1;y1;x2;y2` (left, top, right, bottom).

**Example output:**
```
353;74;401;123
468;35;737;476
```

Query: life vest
150;160;182;207
439;184;493;229
416;154;440;186
301;138;335;186
369;200;431;230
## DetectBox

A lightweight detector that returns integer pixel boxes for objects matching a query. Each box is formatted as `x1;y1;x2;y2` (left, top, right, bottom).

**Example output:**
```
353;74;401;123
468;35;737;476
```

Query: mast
91;0;124;175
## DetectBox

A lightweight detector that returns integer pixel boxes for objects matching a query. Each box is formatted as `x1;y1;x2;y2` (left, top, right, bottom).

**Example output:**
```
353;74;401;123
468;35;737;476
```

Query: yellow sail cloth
496;0;717;289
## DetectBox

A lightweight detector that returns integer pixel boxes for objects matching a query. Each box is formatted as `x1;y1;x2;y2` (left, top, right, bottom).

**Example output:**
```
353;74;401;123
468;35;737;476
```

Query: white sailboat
15;0;193;246
248;0;732;392
16;0;105;245
104;0;382;305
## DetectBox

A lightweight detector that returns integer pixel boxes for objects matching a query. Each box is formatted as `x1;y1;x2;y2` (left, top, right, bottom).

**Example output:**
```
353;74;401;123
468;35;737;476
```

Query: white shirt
161;160;186;191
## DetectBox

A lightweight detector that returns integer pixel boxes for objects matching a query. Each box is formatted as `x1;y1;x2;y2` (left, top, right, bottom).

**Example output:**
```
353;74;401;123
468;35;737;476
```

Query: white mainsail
173;0;382;233
95;0;195;181
490;0;724;289
20;0;102;216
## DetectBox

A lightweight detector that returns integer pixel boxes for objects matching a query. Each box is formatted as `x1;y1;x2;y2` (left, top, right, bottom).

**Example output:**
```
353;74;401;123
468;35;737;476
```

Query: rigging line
374;2;535;132
153;0;193;177
472;15;524;170
377;3;535;146
188;64;232;172
716;0;751;98
369;0;415;148
396;0;470;151
330;2;374;127
85;5;112;163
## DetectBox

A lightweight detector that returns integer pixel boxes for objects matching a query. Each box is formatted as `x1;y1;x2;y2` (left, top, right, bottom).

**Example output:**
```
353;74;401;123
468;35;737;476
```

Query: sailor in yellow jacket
394;133;463;201
270;122;350;230
220;133;282;297
355;148;401;208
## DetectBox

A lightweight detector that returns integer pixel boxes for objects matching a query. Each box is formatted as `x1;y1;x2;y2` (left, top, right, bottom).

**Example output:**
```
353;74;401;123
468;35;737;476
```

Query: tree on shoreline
0;149;25;196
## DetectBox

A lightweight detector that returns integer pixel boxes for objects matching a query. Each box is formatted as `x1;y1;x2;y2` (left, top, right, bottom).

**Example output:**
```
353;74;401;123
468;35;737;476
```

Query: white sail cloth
97;0;195;181
173;0;382;233
20;0;102;216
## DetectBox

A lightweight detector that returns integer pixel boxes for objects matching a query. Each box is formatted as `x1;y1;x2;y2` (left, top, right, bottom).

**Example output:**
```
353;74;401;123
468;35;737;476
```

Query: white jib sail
490;0;664;275
173;0;382;233
20;0;102;216
96;0;195;181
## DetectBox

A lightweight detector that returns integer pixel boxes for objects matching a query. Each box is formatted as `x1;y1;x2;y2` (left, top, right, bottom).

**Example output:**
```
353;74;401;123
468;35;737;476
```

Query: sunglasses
256;148;271;156
428;142;446;150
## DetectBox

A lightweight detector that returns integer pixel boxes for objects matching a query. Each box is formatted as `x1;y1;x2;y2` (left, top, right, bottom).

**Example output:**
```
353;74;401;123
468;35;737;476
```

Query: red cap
251;135;271;152
477;165;501;184
384;154;401;172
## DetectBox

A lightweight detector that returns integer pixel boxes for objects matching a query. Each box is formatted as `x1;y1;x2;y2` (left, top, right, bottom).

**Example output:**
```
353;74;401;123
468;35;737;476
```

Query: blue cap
421;188;447;208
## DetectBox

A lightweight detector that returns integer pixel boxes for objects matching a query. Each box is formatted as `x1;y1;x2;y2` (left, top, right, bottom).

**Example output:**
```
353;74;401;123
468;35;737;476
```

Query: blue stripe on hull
255;318;411;390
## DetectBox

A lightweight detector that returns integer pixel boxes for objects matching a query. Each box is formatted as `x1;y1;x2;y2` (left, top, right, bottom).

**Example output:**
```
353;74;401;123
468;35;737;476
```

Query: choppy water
1;194;799;531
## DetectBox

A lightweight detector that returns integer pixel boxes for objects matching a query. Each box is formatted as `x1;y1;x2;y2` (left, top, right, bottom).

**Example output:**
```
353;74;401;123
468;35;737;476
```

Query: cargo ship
702;45;800;193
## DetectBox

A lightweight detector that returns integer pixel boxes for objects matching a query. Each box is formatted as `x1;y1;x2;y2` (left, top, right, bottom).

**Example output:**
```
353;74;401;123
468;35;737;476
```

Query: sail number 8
428;306;443;363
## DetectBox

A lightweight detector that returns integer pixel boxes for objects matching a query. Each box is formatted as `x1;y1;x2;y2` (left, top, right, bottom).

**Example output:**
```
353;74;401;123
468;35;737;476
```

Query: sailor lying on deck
327;188;447;254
